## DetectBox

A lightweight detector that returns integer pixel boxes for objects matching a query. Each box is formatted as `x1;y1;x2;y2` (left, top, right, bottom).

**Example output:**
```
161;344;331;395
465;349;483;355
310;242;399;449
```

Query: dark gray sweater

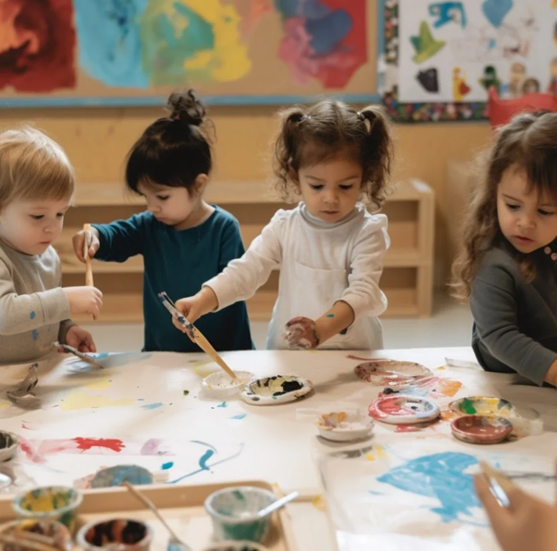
471;240;557;386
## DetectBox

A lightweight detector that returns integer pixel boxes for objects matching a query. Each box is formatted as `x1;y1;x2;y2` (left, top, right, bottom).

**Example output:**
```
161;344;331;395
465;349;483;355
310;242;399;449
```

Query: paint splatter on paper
60;391;135;411
141;402;164;410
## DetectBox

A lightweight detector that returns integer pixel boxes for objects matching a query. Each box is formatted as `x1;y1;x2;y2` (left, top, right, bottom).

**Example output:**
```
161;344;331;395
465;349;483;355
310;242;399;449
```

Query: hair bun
167;90;206;126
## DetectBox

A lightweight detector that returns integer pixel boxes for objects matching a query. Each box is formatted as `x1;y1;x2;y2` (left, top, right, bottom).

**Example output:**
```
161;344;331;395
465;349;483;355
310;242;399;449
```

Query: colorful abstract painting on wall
0;0;76;92
0;0;367;96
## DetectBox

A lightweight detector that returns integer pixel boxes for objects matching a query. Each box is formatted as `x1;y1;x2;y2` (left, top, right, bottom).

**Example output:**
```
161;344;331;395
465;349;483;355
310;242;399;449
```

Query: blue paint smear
161;461;174;470
274;0;330;19
74;0;149;87
31;329;39;341
199;449;214;471
137;398;145;401
231;413;247;420
30;311;36;319
481;0;513;29
142;402;164;410
305;9;352;55
217;402;228;408
377;452;481;523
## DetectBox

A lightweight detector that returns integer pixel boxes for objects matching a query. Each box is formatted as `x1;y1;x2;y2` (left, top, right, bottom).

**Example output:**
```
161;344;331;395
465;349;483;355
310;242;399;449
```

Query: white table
1;347;556;551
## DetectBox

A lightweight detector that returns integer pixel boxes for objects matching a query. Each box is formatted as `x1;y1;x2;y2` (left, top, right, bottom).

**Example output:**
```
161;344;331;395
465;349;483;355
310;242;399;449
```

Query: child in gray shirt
0;128;103;364
452;110;557;387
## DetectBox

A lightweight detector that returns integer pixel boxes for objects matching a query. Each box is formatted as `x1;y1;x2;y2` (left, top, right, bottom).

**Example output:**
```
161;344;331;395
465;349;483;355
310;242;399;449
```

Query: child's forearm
315;300;355;345
197;286;219;314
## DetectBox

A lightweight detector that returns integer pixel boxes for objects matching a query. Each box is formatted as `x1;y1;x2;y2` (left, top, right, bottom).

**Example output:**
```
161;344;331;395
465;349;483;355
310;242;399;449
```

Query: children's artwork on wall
0;0;377;107
381;0;557;122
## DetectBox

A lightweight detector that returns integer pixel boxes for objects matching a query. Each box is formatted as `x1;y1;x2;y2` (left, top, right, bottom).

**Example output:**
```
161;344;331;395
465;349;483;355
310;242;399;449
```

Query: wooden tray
0;480;304;551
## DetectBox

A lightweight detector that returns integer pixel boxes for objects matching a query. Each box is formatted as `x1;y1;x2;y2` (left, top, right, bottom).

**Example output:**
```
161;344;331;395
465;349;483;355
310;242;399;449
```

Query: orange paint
437;379;462;397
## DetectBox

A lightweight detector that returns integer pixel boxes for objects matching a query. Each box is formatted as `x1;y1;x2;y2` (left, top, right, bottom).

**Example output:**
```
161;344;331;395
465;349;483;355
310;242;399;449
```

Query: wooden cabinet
58;179;434;322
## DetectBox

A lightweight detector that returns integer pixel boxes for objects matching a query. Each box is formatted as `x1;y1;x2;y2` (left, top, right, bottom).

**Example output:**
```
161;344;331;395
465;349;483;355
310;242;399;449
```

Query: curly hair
451;110;557;301
272;100;393;210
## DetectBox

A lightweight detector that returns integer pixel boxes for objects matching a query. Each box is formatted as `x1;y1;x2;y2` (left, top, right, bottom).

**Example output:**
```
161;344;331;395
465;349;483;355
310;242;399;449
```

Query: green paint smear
460;398;477;415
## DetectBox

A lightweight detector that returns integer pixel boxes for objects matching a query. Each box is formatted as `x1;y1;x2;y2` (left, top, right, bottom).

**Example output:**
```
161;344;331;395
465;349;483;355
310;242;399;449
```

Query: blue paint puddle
161;461;174;470
142;402;164;410
30;311;36;319
230;413;247;420
377;452;482;523
216;402;228;408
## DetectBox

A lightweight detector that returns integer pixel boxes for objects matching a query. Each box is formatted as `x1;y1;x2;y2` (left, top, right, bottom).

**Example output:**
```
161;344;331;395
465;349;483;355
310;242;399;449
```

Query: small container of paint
0;519;72;551
202;542;269;551
0;431;19;462
204;486;276;543
201;371;255;398
12;486;83;534
76;518;152;551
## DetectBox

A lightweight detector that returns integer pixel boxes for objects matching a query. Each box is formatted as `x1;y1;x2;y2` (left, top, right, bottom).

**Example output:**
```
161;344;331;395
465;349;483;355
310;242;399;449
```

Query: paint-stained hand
63;286;103;320
475;472;557;551
73;227;100;263
64;326;97;353
283;317;320;349
172;288;219;340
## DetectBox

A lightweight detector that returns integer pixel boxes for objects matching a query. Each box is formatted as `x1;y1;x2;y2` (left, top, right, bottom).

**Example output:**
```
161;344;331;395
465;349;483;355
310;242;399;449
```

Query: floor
82;292;473;352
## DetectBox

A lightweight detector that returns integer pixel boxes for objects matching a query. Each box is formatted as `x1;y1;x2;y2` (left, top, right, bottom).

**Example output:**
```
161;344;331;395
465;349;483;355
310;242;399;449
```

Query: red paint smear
21;421;34;430
0;0;76;92
395;425;422;433
19;439;45;464
73;437;125;453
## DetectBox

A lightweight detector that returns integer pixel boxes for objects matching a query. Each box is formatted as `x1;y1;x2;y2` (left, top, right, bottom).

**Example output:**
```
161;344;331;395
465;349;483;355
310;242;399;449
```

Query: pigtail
359;105;394;210
273;107;306;200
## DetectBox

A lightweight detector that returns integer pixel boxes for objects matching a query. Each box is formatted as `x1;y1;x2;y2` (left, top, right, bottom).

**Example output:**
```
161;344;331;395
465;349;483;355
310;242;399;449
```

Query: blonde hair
0;127;74;207
451;111;557;301
273;100;393;209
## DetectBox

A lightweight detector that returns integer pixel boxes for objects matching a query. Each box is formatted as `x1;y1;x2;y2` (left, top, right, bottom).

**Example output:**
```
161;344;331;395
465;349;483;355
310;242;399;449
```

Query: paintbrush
158;292;237;380
57;343;104;369
480;461;515;508
83;223;94;287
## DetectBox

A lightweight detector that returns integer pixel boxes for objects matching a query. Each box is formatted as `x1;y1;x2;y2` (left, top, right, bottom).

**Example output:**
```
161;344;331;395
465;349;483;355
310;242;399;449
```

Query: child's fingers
172;317;186;332
474;474;513;532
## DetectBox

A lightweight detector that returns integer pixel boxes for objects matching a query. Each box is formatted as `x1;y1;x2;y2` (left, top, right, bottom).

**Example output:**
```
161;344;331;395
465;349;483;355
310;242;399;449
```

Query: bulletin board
381;0;557;122
0;0;380;108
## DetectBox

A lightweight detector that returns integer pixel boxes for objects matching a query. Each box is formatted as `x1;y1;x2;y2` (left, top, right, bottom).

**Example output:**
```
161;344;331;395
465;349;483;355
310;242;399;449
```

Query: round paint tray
240;375;313;405
354;360;431;386
201;371;254;398
368;395;440;425
316;411;374;442
449;396;515;418
451;415;513;444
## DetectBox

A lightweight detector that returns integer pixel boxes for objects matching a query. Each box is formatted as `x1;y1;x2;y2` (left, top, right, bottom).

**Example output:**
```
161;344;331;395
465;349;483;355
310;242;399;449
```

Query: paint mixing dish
240;376;313;405
12;486;83;533
202;541;269;551
354;360;431;386
368;395;440;425
204;486;276;543
0;431;19;462
202;371;254;398
451;415;513;444
77;518;152;551
449;396;515;418
316;411;374;442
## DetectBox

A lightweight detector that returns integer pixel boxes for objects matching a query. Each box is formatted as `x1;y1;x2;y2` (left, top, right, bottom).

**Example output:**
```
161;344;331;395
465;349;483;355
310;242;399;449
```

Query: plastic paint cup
76;518;152;551
205;487;276;543
12;486;83;534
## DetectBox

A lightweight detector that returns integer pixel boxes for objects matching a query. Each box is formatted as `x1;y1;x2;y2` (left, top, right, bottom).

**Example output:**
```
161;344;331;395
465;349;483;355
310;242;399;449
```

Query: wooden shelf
64;178;435;323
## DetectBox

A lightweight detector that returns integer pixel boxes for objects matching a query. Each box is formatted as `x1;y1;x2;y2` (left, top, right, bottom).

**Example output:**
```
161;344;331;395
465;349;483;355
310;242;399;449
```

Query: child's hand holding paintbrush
476;461;557;551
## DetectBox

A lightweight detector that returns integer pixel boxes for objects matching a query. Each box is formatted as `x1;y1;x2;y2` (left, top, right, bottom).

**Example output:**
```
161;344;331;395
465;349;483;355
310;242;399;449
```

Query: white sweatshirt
205;202;389;350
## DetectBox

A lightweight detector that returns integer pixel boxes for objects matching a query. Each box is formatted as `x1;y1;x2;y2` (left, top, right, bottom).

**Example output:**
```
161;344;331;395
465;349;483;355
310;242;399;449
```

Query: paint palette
368;395;440;425
201;371;255;398
240;376;313;405
354;360;431;387
316;411;374;442
449;396;515;418
451;415;513;444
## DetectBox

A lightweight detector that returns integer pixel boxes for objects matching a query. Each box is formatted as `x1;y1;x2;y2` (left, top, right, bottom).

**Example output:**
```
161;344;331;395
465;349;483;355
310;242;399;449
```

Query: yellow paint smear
311;495;326;511
85;378;112;391
0;402;10;409
192;361;216;378
366;445;386;462
61;392;135;411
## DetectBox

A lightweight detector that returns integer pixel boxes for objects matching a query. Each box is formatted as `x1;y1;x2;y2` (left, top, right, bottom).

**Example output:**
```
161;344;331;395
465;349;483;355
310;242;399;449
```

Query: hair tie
356;111;365;121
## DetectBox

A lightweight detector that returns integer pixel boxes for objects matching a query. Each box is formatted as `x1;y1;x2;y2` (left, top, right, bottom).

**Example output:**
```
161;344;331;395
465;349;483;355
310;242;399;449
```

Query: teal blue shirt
93;207;253;352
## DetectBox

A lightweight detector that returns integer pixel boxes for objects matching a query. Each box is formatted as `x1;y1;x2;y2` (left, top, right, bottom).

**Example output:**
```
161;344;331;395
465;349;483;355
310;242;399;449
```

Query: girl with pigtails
173;99;394;350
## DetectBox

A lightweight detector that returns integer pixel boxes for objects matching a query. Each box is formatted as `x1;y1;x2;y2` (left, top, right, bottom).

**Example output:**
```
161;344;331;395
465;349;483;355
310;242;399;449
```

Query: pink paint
19;439;45;464
21;421;35;430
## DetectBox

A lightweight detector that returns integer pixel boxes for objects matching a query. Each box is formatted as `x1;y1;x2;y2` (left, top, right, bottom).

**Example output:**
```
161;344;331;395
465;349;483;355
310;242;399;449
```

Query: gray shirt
0;241;73;364
471;240;557;386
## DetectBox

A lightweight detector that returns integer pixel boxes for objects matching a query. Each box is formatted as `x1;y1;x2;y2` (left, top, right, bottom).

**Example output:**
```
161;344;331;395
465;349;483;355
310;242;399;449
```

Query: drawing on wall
382;0;557;122
0;0;373;106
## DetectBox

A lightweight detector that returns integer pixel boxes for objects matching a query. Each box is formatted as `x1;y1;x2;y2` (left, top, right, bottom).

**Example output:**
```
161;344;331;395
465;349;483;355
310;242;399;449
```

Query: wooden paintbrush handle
193;329;237;379
83;223;94;287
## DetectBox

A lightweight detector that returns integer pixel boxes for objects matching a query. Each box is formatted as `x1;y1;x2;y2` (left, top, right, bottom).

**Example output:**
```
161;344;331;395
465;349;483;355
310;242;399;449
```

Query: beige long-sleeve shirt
0;241;73;364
